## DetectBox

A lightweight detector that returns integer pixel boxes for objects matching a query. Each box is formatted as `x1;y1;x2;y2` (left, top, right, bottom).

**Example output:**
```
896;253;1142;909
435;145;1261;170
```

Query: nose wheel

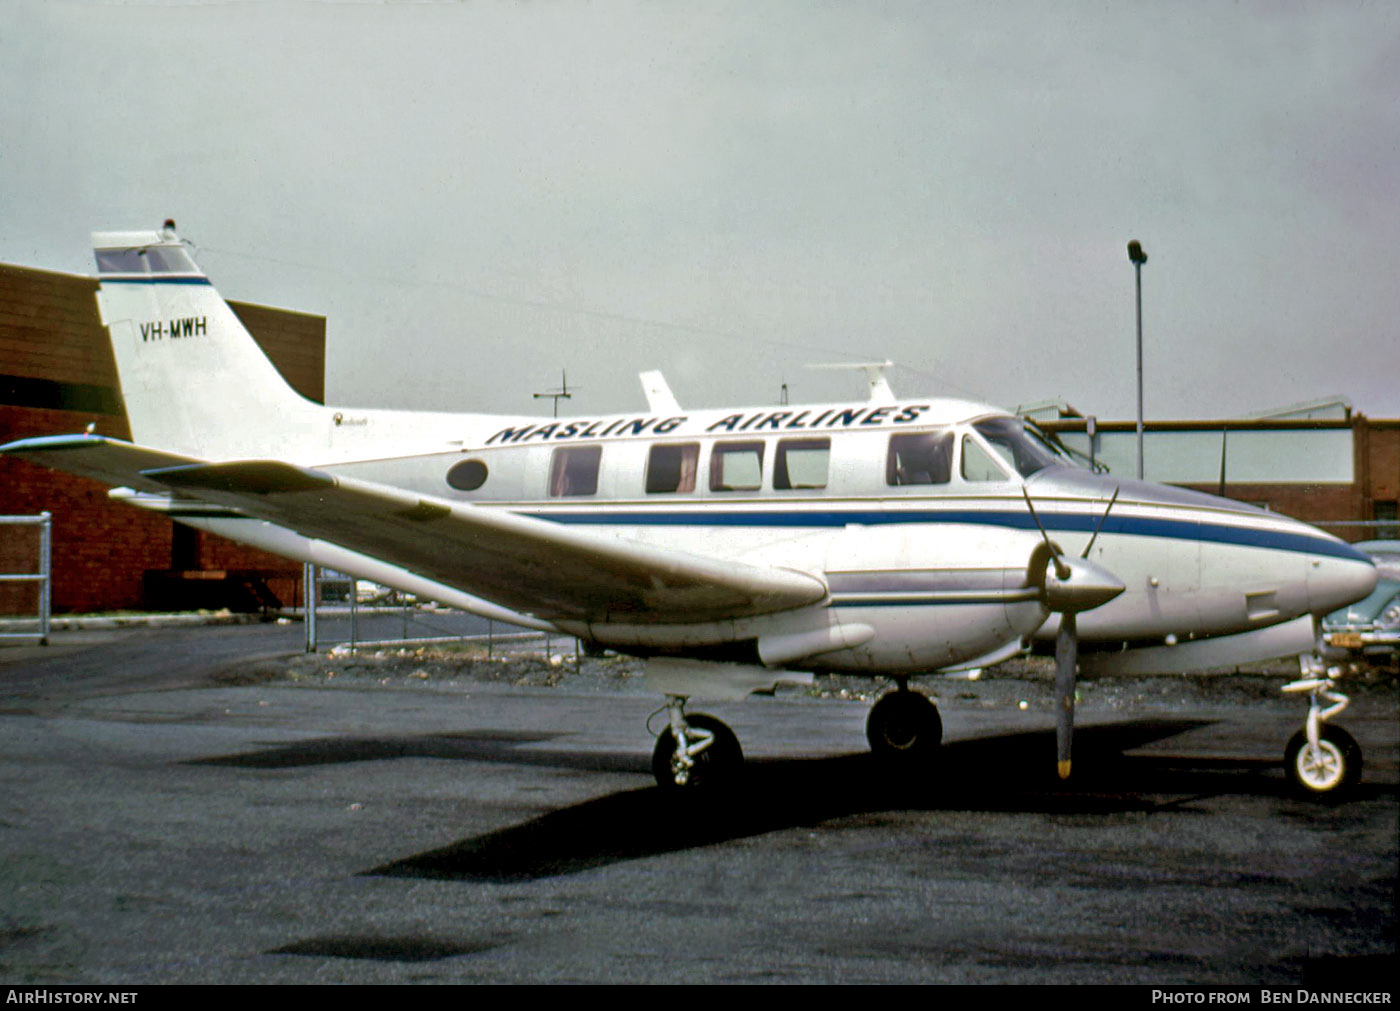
866;684;942;763
1285;725;1361;796
1281;657;1362;799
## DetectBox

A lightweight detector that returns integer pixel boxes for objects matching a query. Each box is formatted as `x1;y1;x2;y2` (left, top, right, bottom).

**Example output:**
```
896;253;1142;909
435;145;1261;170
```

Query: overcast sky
3;1;1397;421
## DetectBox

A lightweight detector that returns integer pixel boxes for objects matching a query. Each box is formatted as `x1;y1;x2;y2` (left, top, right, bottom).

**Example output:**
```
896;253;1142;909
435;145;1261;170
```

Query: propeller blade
1021;487;1070;579
1080;486;1121;559
1055;612;1077;780
1023;485;1121;781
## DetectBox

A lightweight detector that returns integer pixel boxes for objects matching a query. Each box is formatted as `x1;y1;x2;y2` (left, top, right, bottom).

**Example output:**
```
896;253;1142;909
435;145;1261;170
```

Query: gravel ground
223;639;1400;715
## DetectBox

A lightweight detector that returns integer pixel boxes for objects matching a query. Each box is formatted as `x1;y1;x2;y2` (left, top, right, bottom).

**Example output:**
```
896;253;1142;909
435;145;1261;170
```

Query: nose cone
1307;542;1379;616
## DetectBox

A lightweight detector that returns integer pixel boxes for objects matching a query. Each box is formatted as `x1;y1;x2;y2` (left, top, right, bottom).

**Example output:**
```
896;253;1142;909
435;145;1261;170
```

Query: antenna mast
533;370;574;418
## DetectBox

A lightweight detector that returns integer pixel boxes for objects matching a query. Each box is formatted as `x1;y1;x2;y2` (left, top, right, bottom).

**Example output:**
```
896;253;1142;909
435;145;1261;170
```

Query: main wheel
651;713;744;789
866;690;943;763
1284;725;1362;799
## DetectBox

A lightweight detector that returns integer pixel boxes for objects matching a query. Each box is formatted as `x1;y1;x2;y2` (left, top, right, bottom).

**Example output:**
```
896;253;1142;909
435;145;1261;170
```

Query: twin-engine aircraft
2;226;1379;795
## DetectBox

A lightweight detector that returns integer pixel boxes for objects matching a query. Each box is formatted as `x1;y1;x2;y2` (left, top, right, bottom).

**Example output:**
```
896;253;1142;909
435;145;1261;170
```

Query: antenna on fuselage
805;360;898;405
533;370;575;418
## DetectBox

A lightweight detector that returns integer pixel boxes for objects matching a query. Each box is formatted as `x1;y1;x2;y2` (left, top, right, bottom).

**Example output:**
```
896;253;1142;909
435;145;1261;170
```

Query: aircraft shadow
189;728;648;773
362;718;1328;883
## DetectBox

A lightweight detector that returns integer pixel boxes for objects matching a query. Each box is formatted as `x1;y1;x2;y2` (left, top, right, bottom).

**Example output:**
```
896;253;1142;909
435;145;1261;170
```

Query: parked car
317;571;399;606
1323;540;1400;668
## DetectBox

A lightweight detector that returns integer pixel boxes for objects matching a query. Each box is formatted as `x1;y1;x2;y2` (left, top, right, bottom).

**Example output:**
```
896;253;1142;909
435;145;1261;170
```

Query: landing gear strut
866;681;943;763
1281;657;1362;799
651;696;743;789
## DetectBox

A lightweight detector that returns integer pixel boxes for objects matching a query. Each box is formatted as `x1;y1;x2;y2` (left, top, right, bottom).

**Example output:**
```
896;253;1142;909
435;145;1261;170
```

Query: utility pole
1128;240;1148;480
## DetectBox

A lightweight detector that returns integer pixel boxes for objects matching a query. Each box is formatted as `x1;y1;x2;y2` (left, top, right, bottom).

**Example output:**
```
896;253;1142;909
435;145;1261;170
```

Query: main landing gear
865;680;943;763
1281;657;1362;799
651;696;743;790
650;682;947;789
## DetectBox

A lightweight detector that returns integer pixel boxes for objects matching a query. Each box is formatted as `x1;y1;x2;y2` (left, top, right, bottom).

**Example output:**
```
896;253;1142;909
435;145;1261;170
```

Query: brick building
1;262;325;614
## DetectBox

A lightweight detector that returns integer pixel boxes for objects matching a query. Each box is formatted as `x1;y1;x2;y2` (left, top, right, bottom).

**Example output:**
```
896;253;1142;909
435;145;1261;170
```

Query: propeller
1022;487;1125;779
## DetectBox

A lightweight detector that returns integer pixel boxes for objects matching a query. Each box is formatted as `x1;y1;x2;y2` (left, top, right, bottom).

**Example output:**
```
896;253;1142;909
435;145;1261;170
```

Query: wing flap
145;460;828;624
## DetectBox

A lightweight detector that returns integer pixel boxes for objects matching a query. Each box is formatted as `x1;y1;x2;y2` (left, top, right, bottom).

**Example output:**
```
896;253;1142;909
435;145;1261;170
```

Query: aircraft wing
137;460;828;624
1;434;198;492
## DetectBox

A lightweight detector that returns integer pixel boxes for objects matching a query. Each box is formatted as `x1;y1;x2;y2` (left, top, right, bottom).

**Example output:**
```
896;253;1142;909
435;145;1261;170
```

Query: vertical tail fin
93;225;326;460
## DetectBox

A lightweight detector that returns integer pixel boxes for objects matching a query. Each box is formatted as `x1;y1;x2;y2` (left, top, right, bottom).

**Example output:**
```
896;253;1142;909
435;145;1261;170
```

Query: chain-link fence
298;563;571;659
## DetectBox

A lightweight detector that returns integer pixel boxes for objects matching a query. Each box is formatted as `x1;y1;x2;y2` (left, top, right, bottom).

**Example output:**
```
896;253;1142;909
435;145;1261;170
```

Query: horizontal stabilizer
142;460;828;624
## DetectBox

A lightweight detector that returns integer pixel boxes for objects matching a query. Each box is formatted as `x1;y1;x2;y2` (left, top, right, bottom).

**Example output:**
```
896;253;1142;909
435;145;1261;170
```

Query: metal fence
1314;519;1399;538
0;513;51;645
298;563;567;658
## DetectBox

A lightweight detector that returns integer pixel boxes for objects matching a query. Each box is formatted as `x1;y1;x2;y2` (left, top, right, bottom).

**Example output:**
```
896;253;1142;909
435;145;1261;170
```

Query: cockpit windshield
972;417;1071;478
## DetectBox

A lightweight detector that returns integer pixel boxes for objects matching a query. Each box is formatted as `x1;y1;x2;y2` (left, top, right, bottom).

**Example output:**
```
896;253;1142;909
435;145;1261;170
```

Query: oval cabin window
446;459;489;491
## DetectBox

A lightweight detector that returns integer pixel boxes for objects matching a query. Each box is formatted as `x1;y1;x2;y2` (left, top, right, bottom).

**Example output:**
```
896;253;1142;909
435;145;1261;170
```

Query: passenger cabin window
710;441;764;492
887;431;953;486
960;436;1009;482
646;443;700;494
549;445;601;497
774;438;830;490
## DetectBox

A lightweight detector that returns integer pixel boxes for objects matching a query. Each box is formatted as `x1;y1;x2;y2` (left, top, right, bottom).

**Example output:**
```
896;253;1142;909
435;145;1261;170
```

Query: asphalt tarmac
0;625;1395;985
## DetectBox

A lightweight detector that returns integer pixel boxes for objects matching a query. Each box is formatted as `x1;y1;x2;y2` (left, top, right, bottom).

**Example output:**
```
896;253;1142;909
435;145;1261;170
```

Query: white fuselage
239;397;1374;674
14;230;1366;689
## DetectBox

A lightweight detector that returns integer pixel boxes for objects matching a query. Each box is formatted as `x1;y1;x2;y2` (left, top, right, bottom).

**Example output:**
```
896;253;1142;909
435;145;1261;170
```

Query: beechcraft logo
140;316;208;341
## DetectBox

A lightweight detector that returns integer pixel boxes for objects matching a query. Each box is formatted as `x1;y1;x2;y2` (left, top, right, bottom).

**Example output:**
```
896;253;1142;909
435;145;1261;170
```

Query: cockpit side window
886;431;953;486
960;435;1010;482
710;441;764;492
972;417;1064;478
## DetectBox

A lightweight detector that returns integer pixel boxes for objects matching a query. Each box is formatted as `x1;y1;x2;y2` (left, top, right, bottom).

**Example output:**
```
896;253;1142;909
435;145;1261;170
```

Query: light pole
1127;240;1148;480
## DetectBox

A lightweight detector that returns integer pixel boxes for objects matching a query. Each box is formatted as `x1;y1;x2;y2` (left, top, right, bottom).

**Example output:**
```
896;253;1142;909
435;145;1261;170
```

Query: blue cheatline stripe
99;276;211;285
520;507;1370;563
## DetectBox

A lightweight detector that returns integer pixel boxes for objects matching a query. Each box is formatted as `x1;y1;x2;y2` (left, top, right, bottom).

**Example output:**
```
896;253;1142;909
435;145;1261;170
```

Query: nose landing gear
1282;657;1362;799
